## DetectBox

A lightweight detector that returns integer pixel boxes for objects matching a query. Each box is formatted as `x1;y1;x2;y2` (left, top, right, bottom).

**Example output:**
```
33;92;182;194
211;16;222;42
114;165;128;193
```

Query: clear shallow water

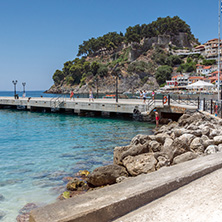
0;104;154;221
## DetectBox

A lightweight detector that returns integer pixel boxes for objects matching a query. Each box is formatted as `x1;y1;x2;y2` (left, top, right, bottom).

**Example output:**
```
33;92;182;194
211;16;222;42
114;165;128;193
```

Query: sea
0;91;155;221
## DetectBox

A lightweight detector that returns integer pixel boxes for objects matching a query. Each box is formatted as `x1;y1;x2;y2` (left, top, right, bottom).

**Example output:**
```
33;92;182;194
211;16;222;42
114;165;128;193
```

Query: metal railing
50;95;66;109
162;94;222;118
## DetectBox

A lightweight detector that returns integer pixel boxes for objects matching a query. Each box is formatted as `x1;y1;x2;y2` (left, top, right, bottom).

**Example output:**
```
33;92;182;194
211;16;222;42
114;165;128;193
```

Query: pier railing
162;94;222;118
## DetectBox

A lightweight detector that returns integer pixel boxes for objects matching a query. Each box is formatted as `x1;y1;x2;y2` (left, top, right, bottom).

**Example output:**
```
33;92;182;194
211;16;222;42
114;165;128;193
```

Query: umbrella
186;80;214;89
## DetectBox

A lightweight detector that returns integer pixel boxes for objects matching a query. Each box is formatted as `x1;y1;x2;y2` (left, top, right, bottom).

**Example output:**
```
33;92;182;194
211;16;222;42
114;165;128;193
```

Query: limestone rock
201;135;209;142
172;152;198;165
113;142;150;165
149;141;161;152
218;144;222;152
87;165;128;186
173;128;187;137
190;137;204;153
178;134;195;146
156;156;170;169
155;133;171;144
204;145;218;155
113;145;131;165
122;153;157;176
130;134;151;146
203;139;214;149
201;127;210;136
213;136;222;145
161;137;174;161
209;130;219;139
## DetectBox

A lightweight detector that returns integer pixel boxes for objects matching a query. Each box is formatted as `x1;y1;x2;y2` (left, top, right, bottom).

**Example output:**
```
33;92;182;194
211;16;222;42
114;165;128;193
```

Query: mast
218;0;221;102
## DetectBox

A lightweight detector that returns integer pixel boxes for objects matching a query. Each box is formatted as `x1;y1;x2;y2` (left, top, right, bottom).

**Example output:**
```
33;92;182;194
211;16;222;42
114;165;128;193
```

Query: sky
0;0;219;91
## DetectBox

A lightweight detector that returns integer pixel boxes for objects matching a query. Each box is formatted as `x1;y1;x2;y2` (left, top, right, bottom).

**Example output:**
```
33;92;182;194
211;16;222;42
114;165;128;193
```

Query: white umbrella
186;80;214;89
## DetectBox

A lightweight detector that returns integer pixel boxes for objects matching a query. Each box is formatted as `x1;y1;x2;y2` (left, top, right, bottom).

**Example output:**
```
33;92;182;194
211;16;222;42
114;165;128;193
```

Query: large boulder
87;165;128;186
190;137;204;153
155;133;171;144
178;134;195;146
149;140;161;152
171;134;195;158
203;139;214;149
204;145;218;155
172;151;198;165
130;134;152;146
113;142;150;165
161;137;174;161
113;145;131;165
213;136;222;145
122;153;157;176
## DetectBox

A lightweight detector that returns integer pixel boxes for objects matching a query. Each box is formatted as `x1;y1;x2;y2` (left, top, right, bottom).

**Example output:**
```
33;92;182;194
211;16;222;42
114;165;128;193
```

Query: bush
155;65;173;85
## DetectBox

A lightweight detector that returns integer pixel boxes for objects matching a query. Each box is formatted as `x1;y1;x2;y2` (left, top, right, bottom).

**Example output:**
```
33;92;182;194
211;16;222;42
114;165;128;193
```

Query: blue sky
0;0;218;91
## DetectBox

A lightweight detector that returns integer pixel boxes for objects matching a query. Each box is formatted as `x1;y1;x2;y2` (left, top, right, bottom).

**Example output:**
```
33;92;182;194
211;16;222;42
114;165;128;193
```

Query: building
196;64;216;76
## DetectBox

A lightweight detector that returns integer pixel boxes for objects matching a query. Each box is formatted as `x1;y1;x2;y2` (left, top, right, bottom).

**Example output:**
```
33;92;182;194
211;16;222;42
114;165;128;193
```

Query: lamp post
12;80;18;99
22;82;26;97
94;77;99;98
115;73;121;103
110;63;120;103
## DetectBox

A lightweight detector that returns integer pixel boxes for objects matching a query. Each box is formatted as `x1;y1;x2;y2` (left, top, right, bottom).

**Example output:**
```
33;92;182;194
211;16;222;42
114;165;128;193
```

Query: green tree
53;70;64;85
155;65;173;85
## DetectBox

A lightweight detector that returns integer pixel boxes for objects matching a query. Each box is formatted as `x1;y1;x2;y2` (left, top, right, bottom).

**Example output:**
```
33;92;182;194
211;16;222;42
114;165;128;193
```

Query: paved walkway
114;168;222;222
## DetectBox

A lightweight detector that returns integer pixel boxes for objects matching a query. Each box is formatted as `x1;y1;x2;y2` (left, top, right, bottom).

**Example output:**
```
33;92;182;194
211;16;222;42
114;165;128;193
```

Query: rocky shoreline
16;111;222;221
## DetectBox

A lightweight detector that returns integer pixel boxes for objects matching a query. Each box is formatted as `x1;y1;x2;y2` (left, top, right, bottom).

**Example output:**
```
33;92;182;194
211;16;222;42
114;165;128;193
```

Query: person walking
143;90;147;103
153;109;159;128
89;89;94;102
152;90;155;100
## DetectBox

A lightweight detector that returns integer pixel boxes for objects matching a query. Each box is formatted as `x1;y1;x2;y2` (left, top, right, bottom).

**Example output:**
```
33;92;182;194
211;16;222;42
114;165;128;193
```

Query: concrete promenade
30;153;222;222
115;168;222;222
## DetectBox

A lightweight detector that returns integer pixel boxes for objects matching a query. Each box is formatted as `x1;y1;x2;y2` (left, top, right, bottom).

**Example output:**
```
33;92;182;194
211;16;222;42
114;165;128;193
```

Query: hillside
45;16;200;95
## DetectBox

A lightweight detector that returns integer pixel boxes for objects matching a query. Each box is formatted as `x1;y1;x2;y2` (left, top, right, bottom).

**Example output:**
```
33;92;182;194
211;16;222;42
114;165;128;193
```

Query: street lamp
94;77;99;98
12;80;18;99
115;73;122;103
110;63;121;103
22;82;26;97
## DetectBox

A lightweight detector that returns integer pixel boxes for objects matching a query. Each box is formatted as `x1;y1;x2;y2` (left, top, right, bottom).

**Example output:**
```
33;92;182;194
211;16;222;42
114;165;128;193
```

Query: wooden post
198;97;199;110
168;95;170;106
210;99;213;114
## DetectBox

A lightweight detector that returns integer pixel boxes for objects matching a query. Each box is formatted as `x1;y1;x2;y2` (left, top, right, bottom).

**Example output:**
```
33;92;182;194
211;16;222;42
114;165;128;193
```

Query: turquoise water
0;108;154;221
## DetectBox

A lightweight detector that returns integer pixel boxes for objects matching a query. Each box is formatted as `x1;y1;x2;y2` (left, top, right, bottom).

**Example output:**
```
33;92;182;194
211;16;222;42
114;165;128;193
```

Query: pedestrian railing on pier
162;94;222;118
50;95;66;110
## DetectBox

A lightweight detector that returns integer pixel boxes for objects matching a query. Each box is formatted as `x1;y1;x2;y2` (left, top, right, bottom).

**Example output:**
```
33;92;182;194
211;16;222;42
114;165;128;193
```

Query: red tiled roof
203;66;211;69
189;76;204;80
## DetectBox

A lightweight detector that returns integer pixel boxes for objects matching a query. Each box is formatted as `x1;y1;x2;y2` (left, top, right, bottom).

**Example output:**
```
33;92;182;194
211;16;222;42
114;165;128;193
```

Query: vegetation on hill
49;16;200;93
77;16;197;57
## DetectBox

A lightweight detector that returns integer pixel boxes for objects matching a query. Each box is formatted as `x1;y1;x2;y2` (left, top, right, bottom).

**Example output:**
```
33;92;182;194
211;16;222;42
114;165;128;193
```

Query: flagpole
218;0;221;102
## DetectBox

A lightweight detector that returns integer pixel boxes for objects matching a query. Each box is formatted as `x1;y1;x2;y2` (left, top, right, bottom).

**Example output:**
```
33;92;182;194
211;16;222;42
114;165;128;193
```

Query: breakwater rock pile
87;111;222;187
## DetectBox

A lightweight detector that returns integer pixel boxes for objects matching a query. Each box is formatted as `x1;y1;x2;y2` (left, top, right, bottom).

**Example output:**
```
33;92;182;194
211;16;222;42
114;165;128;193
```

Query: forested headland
46;16;200;94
